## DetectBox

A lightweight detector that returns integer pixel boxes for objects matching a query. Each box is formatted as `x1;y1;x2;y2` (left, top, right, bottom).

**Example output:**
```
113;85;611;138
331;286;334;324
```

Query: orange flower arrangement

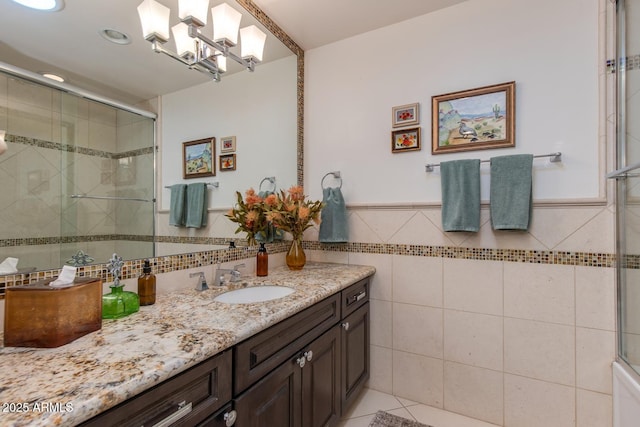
266;186;323;242
225;188;268;246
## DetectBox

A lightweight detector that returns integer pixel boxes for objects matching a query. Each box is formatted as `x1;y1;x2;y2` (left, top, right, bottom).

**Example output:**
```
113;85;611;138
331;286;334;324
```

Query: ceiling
0;0;467;105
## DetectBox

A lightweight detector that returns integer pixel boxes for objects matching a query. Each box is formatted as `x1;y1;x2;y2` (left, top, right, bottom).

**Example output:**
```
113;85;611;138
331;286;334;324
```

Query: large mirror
0;0;302;274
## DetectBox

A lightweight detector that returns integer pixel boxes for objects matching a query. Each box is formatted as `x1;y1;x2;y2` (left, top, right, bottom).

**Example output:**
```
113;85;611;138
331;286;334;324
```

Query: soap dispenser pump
138;259;156;306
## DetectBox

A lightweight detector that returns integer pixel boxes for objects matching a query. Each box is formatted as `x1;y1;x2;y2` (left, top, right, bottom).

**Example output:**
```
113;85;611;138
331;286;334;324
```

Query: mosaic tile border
0;234;153;247
606;54;640;73
6;134;154;159
0;239;622;299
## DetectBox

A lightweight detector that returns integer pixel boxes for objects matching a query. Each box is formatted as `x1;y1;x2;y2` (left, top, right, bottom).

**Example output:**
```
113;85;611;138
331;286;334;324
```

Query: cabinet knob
342;322;350;331
304;350;313;362
296;356;306;368
224;409;237;426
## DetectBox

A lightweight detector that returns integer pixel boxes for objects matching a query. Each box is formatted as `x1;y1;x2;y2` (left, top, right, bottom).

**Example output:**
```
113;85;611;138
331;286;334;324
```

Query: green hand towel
185;183;208;228
441;159;481;232
490;154;533;230
319;187;348;243
168;184;186;227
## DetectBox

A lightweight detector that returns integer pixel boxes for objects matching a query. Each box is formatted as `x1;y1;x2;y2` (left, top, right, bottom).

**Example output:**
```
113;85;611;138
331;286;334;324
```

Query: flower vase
286;238;306;270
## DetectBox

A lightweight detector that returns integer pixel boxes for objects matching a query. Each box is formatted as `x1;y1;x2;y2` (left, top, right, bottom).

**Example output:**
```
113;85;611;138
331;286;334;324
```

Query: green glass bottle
102;253;140;319
102;282;140;319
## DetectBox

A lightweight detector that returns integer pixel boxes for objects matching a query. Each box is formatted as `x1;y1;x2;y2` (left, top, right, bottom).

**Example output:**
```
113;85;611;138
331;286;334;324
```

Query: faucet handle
189;272;208;291
233;263;245;271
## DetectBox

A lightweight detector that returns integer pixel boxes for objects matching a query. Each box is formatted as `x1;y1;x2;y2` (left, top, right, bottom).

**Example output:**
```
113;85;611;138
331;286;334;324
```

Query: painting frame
431;81;515;155
220;136;236;153
392;103;420;128
391;127;421;153
183;137;216;179
219;153;237;171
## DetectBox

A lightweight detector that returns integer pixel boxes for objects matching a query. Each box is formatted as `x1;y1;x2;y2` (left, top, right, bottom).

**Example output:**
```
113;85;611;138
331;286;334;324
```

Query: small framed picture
220;154;236;171
220;136;236;153
183;137;215;179
391;127;421;153
392;103;420;127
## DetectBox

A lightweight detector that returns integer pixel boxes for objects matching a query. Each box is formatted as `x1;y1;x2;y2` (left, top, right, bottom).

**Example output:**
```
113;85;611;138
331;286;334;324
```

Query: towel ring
259;176;276;193
321;171;342;189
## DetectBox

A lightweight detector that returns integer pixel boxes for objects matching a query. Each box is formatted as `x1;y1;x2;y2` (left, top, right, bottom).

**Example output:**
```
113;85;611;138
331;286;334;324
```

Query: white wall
305;0;600;204
159;55;297;210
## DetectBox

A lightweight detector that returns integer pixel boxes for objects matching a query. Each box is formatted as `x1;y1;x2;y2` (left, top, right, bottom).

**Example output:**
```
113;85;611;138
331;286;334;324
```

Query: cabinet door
234;355;302;427
341;302;370;415
301;324;341;427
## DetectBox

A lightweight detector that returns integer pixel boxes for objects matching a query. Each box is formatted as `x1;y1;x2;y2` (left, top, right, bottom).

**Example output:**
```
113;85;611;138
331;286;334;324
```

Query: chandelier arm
191;30;253;70
151;41;196;66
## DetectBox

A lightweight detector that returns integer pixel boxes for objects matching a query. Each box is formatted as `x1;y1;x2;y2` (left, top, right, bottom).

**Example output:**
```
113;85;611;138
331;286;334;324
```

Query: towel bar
425;152;562;172
321;171;342;189
164;182;219;189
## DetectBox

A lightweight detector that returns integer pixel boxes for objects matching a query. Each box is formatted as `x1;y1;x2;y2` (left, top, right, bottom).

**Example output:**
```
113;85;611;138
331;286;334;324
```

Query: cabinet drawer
81;350;232;427
234;293;341;395
341;278;369;318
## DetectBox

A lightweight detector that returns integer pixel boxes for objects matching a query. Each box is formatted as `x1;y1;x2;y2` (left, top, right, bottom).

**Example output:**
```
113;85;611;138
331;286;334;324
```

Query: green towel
185;183;208;228
319;187;348;243
440;159;481;232
490;154;533;230
169;184;186;227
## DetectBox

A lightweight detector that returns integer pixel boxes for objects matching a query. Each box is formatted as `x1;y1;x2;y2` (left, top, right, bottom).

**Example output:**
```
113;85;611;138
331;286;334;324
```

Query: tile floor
338;388;500;427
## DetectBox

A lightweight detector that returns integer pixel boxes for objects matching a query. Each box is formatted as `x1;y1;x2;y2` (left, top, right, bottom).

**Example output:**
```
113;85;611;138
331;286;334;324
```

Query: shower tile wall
0;74;153;270
305;205;616;427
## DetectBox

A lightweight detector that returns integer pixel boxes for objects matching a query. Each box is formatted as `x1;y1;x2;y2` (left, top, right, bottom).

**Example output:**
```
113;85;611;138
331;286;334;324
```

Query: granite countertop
0;262;375;427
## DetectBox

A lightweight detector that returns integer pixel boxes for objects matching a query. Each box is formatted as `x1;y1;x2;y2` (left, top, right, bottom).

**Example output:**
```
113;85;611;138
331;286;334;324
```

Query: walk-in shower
611;0;640;424
0;64;156;273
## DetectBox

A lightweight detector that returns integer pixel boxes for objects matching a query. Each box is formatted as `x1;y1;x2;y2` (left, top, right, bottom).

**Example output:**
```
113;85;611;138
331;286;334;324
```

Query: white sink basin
214;285;294;304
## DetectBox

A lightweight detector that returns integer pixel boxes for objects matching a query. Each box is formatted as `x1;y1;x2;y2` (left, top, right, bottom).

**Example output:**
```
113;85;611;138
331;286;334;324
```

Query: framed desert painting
183;137;215;179
432;81;515;154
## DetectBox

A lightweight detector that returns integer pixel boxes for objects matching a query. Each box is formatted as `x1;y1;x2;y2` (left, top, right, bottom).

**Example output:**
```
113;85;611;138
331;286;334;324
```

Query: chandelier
137;0;267;82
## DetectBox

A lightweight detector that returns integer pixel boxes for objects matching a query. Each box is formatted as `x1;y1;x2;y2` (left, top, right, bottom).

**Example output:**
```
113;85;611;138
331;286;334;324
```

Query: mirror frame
236;0;304;187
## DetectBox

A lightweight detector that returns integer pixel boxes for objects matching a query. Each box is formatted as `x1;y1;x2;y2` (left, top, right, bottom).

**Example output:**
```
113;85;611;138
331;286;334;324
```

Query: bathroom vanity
0;262;374;426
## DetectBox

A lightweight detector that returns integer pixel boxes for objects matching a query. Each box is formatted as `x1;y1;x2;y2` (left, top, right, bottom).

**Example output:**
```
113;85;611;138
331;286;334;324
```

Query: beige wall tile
88;121;117;152
504;263;575;325
504;318;575;386
392;350;443;408
368;345;392;394
555;208;614;254
353;209;416;243
444;258;503;315
623;269;640;335
576;266;615;331
393;303;443;358
577;389;612;427
7;102;53;141
7;77;52;110
347;212;384;244
443;361;504;426
388;212;455;246
444;310;503;371
504;374;575;427
370;299;392;348
349;252;392;302
393;255;442;307
576;327;615;394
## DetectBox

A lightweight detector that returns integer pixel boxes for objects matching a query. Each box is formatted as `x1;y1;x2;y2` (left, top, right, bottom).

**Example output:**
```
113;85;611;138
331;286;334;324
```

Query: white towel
0;257;18;274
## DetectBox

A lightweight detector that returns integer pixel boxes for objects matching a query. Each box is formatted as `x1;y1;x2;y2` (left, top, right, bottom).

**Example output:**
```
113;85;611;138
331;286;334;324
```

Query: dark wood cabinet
81;350;233;427
340;302;370;414
81;275;372;427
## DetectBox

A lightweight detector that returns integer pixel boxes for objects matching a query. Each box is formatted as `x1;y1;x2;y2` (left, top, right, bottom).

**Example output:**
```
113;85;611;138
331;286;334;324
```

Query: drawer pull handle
305;350;313;362
348;291;366;305
224;409;238;426
296;356;306;368
342;322;350;331
152;401;192;427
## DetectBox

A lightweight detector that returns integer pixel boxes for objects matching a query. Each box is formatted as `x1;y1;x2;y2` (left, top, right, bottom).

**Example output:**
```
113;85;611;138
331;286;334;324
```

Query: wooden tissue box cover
4;277;103;348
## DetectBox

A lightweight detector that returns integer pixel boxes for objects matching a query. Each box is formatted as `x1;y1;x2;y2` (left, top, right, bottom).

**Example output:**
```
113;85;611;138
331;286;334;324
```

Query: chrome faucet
213;263;245;286
189;272;209;291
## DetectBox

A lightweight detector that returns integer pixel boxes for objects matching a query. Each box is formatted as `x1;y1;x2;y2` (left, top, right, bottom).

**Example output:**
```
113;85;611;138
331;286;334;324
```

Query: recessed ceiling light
99;29;132;45
11;0;64;11
40;72;65;83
